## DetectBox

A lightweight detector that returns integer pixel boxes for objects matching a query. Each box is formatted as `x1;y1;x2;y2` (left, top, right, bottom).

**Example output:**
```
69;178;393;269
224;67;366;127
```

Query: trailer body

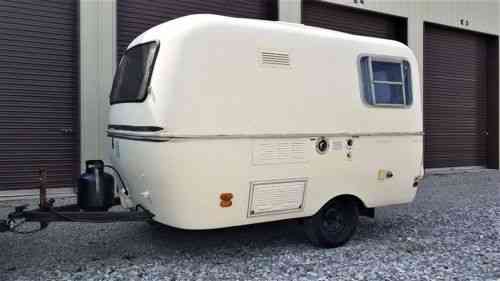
108;14;423;231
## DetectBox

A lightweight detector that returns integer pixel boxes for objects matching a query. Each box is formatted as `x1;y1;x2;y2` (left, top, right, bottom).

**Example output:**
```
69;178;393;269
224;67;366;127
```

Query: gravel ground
0;170;499;281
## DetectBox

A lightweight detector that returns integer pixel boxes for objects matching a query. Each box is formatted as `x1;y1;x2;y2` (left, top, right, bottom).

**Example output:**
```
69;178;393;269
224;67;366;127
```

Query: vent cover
252;139;308;165
261;51;290;67
248;178;306;217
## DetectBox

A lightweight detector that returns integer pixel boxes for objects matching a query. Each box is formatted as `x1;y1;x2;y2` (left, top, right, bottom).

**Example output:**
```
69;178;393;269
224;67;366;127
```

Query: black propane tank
77;160;115;211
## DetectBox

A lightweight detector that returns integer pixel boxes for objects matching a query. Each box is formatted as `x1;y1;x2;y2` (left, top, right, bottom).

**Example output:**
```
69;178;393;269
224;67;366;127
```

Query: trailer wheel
146;218;161;227
305;198;359;248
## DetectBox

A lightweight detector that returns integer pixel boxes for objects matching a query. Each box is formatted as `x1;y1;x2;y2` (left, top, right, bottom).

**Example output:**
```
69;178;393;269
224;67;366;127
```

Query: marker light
220;193;233;208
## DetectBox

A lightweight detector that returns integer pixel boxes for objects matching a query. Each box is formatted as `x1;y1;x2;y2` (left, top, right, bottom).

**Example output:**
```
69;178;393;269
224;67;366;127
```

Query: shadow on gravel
148;219;309;250
113;215;412;258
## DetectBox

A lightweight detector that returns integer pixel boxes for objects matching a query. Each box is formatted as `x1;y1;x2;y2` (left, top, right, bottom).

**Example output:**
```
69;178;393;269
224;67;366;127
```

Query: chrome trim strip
107;129;424;142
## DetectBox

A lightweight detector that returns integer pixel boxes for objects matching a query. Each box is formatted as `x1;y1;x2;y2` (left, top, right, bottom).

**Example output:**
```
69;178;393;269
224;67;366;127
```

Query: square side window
360;56;412;107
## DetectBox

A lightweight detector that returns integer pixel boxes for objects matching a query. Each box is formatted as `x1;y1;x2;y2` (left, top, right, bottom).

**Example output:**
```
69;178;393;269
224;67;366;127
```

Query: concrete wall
80;0;116;169
79;0;500;169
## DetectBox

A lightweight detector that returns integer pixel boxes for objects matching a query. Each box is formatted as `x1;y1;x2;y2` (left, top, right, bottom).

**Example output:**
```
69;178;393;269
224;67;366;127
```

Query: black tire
146;219;161;227
305;198;359;248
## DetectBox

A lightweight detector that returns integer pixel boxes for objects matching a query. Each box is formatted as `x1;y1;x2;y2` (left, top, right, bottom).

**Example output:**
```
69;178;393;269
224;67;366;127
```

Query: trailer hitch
0;169;52;234
1;199;153;234
0;204;49;234
0;168;154;234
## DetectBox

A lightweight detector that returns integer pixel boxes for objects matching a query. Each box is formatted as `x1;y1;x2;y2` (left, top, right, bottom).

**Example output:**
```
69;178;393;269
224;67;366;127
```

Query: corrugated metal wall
0;0;79;190
302;0;407;44
423;24;489;168
117;0;278;60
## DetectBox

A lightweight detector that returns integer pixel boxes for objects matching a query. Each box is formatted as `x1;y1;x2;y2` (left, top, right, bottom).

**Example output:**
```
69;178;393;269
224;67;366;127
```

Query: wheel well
330;194;374;218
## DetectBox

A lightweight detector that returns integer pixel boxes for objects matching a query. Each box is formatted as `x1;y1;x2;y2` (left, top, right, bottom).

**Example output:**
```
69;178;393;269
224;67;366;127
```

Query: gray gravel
0;170;499;281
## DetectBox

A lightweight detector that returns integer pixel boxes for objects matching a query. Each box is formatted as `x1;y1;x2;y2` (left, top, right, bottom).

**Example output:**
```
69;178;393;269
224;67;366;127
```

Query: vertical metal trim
111;0;117;75
400;62;407;105
279;0;301;23
75;0;82;183
368;56;377;104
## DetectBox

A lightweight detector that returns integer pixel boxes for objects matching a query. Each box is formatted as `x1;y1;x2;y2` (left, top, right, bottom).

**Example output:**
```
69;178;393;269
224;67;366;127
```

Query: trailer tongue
0;162;153;234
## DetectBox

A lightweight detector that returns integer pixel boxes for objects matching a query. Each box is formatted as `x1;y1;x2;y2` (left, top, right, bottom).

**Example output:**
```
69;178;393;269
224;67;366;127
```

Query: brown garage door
117;0;278;60
0;0;79;191
423;24;493;168
302;0;407;43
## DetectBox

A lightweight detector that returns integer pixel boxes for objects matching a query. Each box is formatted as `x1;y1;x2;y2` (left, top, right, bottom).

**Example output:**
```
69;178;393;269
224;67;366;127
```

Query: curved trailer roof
109;14;422;137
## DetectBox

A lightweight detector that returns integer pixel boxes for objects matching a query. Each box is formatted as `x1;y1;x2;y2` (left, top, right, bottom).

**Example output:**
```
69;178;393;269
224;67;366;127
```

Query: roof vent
261;51;290;67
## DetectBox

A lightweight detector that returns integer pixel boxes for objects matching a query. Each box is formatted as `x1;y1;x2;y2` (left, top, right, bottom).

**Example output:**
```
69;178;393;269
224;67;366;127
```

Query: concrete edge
425;166;494;175
0;188;76;202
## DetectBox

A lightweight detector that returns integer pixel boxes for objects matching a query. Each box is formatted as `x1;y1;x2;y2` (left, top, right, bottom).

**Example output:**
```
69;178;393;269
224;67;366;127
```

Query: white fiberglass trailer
108;14;423;247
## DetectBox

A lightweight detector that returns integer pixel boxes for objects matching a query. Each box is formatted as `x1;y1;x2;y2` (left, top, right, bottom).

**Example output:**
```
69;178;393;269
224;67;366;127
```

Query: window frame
110;40;160;105
358;54;412;108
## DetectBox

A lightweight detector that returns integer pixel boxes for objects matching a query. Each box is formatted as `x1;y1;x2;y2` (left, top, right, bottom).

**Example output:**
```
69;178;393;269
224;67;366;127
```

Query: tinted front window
110;41;159;104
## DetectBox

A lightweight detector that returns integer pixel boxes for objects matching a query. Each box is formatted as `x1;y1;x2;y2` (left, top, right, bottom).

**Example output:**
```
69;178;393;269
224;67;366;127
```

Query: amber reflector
220;193;233;201
220;200;232;208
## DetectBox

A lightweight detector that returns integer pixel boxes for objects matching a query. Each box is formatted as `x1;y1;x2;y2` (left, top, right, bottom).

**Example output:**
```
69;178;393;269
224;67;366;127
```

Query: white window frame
359;55;412;108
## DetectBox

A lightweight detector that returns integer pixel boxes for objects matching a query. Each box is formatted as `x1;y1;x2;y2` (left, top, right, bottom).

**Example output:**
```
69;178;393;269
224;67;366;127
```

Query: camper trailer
107;14;423;248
